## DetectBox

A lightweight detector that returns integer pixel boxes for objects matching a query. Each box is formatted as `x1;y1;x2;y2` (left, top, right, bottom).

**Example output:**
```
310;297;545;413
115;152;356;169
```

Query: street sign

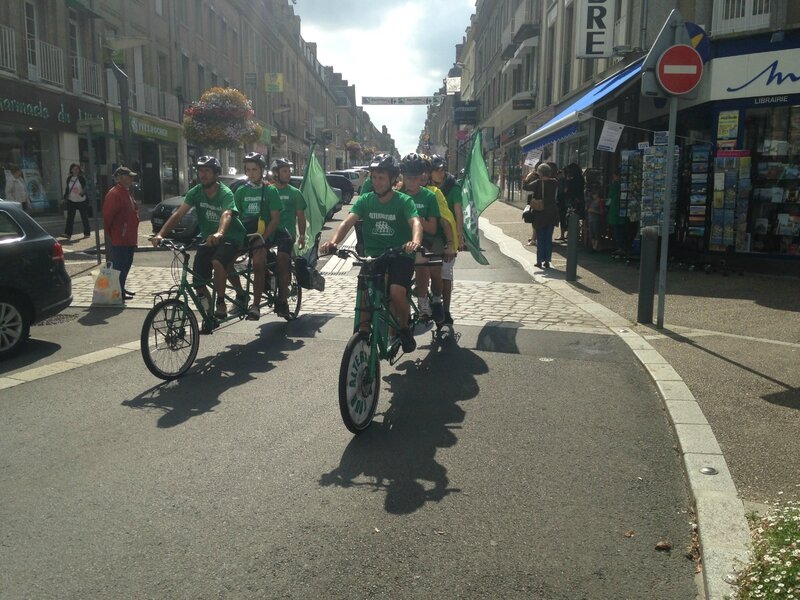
641;9;693;99
76;117;105;133
362;96;436;105
512;98;535;110
656;44;703;95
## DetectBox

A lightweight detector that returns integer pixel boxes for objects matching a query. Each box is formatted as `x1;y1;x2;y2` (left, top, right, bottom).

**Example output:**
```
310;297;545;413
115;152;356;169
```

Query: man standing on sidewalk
102;166;140;301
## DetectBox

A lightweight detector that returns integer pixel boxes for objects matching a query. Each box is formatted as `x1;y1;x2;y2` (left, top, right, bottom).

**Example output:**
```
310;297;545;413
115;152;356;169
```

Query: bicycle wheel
338;331;380;434
284;265;302;320
140;299;200;380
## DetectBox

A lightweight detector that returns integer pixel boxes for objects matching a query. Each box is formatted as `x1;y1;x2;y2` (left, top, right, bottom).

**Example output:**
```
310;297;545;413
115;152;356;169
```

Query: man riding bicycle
229;152;282;320
265;158;307;318
320;154;423;353
151;155;246;318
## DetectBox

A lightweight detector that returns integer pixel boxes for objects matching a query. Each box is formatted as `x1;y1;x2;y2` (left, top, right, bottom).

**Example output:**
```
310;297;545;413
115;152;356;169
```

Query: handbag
522;205;535;223
92;262;123;306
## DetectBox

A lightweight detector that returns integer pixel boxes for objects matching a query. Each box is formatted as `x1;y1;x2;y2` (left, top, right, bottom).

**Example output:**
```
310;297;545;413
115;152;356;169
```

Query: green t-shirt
350;190;418;257
408;187;440;241
266;184;307;239
233;183;279;234
443;181;463;216
184;183;245;246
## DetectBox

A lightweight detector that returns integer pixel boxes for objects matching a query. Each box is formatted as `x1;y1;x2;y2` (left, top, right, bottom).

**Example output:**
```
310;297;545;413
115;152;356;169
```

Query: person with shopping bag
102;166;140;301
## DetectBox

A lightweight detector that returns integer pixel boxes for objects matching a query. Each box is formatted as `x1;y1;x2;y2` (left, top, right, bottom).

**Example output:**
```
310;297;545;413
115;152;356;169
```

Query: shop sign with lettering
112;112;179;143
0;82;104;131
576;0;616;58
710;48;800;101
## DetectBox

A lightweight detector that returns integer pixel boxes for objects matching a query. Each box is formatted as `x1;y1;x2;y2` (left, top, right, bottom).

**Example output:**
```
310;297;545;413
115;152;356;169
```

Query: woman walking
5;165;31;212
531;163;559;269
63;163;91;240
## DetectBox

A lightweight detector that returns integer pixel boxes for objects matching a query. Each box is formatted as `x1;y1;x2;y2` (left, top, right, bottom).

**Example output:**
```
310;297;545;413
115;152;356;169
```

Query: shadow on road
123;319;313;427
319;337;488;515
77;306;125;326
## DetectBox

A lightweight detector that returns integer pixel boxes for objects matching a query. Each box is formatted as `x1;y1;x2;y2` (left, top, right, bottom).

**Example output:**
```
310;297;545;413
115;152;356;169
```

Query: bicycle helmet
196;155;222;174
420;154;433;173
430;154;447;171
368;154;400;178
244;152;266;170
400;153;426;176
270;157;293;173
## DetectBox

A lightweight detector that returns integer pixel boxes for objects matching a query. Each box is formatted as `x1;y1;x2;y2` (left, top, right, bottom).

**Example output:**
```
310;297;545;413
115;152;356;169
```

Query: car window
0;211;24;243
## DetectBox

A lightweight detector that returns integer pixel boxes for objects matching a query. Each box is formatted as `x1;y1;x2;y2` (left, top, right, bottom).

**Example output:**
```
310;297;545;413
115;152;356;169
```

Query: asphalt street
0;229;698;599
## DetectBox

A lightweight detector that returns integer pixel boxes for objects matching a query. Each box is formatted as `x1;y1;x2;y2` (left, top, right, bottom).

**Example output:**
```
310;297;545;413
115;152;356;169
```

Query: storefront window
0;124;60;212
744;105;800;255
161;144;178;196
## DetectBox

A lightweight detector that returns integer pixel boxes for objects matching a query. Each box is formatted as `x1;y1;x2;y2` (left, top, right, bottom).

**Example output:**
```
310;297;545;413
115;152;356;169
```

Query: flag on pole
298;144;339;259
461;129;499;265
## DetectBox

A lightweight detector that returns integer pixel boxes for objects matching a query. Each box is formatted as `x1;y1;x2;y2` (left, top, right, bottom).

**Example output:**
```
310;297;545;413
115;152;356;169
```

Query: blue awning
520;58;644;152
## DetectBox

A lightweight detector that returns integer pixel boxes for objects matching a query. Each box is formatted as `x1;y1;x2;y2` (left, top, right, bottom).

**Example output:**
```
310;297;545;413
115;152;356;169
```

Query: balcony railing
107;69;139;111
712;0;772;35
29;39;64;86
106;72;181;123
72;55;102;98
143;82;160;116
0;24;16;73
512;0;540;44
161;91;180;122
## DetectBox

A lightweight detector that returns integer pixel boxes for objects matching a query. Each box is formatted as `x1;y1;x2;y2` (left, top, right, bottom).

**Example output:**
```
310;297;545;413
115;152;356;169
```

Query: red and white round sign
657;44;703;96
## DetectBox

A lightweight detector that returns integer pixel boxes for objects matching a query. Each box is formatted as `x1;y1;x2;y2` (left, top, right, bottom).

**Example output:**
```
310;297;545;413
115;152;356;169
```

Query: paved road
0;236;698;599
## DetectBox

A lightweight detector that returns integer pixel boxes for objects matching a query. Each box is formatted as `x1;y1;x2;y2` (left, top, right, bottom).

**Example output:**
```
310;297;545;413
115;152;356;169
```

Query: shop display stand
711;150;750;252
640;145;679;232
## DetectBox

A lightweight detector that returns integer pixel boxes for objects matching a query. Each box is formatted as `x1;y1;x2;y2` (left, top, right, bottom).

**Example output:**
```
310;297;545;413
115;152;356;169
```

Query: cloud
293;0;474;155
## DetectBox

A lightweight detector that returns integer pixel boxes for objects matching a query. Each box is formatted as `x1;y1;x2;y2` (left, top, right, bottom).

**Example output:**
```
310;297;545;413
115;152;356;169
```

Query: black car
324;173;355;203
0;200;72;358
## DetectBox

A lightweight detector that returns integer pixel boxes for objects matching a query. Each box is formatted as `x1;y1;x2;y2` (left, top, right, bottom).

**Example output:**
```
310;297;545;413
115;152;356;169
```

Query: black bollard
637;226;659;324
565;211;579;282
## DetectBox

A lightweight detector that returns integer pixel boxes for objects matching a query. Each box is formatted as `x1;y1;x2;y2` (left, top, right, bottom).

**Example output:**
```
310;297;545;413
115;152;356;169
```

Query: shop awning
520;58;645;152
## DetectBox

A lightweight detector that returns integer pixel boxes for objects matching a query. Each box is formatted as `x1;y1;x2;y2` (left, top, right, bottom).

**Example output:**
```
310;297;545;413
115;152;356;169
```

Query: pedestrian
586;184;605;251
522;167;539;246
5;165;31;212
556;167;568;241
531;162;559;269
102;166;140;301
62;163;91;240
606;171;628;255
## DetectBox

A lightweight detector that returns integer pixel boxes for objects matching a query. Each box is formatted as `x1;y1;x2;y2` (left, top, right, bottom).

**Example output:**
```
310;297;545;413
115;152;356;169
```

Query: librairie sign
709;48;800;101
575;0;616;58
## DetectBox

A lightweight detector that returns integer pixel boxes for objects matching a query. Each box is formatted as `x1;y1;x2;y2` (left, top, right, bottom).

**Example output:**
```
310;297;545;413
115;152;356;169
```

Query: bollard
637;226;659;324
565;211;579;282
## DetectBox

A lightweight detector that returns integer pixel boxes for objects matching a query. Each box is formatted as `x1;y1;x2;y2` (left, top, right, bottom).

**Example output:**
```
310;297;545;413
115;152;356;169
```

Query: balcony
500;26;519;60
711;0;772;35
512;0;540;44
107;69;139;111
0;24;16;73
72;55;102;98
143;82;160;116
28;39;64;86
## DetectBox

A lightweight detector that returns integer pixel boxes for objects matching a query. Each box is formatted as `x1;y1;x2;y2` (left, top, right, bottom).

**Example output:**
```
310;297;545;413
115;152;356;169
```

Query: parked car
329;169;367;194
0;199;72;359
324;173;355;203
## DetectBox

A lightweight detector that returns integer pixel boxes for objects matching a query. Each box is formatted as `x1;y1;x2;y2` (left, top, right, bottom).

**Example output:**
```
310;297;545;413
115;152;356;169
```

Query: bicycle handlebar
333;246;441;263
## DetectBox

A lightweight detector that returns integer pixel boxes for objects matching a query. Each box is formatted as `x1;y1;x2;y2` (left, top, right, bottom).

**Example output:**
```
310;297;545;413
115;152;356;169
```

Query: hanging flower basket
183;87;262;149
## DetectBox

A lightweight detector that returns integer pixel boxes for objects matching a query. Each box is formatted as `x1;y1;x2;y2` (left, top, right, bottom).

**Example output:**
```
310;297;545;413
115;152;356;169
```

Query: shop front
0;82;104;213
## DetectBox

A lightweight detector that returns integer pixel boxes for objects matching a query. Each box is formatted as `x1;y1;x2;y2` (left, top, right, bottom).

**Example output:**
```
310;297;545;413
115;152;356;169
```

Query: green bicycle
140;236;302;380
334;246;441;433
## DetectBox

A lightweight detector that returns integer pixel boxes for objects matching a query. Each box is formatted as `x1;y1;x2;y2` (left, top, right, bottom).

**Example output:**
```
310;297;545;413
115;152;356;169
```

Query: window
562;4;574;96
196;0;203;31
211;72;218;87
208;8;216;46
0;212;23;241
155;0;163;16
157;53;168;90
197;64;205;95
713;0;772;34
68;8;80;80
181;54;189;99
25;1;37;68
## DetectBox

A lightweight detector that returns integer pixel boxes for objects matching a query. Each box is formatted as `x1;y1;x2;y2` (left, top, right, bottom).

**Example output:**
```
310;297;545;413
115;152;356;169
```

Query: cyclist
151;155;246;318
429;154;464;326
399;153;454;323
229;152;281;320
265;158;307;317
320;154;422;352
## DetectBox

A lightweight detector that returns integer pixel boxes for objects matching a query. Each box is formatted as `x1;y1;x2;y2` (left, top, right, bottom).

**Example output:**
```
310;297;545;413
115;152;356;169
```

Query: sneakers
214;300;227;318
230;292;248;316
431;297;444;323
397;328;416;353
246;305;261;321
275;300;290;318
417;296;432;319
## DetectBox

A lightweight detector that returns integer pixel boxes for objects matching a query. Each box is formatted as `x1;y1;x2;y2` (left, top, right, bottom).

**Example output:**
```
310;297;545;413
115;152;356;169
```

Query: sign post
77;117;105;265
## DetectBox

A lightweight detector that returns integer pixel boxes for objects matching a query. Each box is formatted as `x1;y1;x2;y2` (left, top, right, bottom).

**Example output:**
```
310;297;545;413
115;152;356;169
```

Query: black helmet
244;152;266;170
420;154;433;173
430;154;447;171
196;155;222;174
400;153;426;176
368;154;400;178
270;157;293;172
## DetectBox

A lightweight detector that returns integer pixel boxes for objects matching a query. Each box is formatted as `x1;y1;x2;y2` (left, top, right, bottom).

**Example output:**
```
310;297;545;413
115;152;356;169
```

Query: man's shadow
320;338;488;514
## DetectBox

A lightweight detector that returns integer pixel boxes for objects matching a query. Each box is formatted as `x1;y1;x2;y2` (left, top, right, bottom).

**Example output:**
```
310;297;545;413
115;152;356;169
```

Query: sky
291;0;475;157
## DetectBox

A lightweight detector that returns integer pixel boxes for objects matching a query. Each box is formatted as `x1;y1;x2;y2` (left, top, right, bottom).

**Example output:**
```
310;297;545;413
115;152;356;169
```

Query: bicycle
333;246;441;434
140;235;302;380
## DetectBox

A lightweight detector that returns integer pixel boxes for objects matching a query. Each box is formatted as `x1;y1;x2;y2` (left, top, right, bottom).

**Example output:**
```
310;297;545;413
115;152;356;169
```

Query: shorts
358;255;414;292
441;254;456;281
193;240;240;284
268;228;294;254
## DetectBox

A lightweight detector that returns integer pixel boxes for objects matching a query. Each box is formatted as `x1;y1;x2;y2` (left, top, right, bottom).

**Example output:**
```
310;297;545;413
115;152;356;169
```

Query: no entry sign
656;44;703;95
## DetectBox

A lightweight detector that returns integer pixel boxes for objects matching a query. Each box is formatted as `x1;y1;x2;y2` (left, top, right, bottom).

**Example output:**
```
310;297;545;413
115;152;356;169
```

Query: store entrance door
140;141;162;204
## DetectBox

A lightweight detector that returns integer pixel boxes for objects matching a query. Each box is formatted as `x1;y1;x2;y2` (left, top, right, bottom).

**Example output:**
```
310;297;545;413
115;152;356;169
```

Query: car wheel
0;294;31;359
343;192;353;204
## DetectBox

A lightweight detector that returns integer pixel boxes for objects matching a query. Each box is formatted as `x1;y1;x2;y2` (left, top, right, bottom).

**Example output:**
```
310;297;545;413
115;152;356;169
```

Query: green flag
298;145;339;259
461;130;499;265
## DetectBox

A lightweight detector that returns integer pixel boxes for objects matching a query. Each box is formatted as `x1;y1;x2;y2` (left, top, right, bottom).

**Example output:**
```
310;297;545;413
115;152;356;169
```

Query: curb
479;217;752;600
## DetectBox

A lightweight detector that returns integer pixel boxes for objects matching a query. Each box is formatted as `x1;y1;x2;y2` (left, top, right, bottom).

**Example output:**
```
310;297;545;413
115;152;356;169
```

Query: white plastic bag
91;262;123;306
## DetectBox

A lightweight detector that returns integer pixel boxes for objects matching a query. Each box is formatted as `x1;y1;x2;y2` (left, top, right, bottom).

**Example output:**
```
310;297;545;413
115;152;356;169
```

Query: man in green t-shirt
152;155;245;318
265;158;307;317
229;152;282;320
320;154;422;353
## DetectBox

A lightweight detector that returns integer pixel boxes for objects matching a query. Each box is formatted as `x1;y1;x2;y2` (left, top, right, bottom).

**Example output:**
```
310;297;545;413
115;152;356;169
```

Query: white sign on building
575;0;616;59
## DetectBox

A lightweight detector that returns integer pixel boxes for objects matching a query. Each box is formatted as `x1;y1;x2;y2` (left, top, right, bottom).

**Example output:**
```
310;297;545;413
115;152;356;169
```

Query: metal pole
565;211;579;282
86;129;102;265
638;226;659;323
656;95;677;328
110;60;133;167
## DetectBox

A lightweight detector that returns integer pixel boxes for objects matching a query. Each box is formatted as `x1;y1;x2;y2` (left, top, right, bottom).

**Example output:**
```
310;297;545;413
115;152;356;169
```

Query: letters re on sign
576;0;617;59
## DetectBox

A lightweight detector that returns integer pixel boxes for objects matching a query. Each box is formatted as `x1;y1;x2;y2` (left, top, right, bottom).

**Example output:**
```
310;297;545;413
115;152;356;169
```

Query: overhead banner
576;0;616;58
362;96;436;105
265;73;284;93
